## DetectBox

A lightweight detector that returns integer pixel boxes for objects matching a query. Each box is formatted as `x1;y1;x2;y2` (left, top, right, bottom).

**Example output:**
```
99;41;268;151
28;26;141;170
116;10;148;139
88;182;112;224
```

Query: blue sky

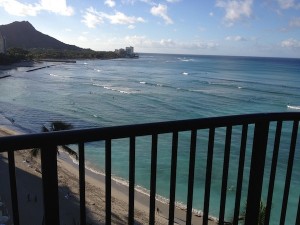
0;0;300;58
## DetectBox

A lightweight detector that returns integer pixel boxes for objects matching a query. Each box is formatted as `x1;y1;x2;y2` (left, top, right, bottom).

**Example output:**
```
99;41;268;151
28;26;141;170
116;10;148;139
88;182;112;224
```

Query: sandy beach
0;126;217;225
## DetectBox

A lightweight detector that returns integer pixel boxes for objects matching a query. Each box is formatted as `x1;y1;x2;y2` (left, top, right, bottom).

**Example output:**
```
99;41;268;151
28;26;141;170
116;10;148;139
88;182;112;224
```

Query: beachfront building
0;32;7;54
125;46;134;55
115;46;138;58
114;48;125;55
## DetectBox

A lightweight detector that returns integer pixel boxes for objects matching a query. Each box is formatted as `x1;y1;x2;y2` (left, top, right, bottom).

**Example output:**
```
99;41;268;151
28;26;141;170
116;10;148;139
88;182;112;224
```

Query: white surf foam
287;105;300;110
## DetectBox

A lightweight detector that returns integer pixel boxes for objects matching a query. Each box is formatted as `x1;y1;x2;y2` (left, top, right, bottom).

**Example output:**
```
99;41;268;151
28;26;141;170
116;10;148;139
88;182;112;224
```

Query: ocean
0;54;299;223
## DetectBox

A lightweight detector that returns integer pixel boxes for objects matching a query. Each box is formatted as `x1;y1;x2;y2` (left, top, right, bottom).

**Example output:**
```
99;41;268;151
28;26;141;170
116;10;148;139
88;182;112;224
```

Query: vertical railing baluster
105;139;112;225
279;120;299;225
149;134;158;224
233;124;248;225
264;121;282;225
186;129;197;225
168;131;178;225
244;121;269;225
41;145;60;225
128;136;135;225
203;128;215;225
219;126;232;225
8;150;20;225
79;142;86;225
296;196;300;225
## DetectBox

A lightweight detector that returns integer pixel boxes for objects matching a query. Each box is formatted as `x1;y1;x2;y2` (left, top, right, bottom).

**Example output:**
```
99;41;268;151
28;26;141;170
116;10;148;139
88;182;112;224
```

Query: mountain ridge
0;21;82;51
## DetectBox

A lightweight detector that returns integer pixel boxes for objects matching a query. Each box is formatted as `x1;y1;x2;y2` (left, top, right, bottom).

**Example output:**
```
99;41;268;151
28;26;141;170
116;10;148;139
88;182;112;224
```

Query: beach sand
0;126;217;225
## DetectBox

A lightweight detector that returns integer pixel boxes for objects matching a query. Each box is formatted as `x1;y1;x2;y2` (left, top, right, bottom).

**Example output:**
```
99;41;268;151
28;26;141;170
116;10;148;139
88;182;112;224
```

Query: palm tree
30;121;78;159
226;200;267;225
238;200;267;225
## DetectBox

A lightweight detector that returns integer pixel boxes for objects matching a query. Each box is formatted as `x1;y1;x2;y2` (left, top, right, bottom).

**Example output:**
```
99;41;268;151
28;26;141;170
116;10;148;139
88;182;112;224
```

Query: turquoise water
0;54;299;223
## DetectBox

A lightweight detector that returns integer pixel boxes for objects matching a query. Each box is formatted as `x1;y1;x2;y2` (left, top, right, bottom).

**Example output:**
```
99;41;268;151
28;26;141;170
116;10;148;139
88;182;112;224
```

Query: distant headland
0;21;138;66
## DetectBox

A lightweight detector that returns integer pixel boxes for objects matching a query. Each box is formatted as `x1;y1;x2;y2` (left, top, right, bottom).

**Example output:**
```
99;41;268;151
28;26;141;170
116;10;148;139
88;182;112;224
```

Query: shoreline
0;60;35;71
68;155;219;223
0;125;217;224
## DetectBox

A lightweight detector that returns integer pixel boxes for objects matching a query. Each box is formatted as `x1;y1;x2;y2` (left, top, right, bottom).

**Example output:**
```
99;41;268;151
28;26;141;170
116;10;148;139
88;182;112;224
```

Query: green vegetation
30;121;78;160
0;47;120;65
227;200;267;225
0;47;32;65
28;48;119;60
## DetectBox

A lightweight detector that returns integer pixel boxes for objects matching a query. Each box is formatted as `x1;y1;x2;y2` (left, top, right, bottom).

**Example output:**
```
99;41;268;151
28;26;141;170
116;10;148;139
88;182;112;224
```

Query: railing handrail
1;112;300;225
1;112;300;151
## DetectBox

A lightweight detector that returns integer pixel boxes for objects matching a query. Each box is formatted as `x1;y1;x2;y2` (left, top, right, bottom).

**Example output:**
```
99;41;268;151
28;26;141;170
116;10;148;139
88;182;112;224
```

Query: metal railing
0;112;299;225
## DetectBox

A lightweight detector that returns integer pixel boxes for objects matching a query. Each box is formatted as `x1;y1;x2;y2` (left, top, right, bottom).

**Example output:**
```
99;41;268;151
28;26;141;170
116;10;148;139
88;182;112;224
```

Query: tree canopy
0;47;121;65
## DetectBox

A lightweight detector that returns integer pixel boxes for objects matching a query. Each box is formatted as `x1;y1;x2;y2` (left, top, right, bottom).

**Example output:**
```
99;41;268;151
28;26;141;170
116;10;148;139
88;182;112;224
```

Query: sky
0;0;300;58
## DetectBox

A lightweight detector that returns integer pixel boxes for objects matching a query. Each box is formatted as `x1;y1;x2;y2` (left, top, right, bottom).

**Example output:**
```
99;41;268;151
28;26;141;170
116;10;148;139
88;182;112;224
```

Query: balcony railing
0;112;299;225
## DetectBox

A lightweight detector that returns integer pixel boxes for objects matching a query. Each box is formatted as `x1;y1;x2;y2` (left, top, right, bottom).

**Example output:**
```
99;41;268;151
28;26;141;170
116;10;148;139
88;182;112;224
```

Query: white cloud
82;7;145;28
0;0;39;16
104;0;116;8
128;25;135;29
277;0;300;9
81;7;104;28
78;36;87;42
289;17;300;27
104;11;145;24
209;12;214;16
216;0;253;26
39;0;74;16
0;0;74;16
225;35;247;41
65;28;72;32
124;35;218;50
281;38;300;48
160;38;176;47
166;0;180;2
150;4;173;24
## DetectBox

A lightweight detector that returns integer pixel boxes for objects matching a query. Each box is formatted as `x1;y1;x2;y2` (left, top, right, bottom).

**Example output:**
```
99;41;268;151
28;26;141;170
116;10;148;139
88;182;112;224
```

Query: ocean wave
287;105;300;110
49;73;72;79
182;72;189;76
104;86;132;94
92;83;138;94
71;156;103;175
139;81;165;87
199;75;300;92
178;58;195;62
92;83;102;87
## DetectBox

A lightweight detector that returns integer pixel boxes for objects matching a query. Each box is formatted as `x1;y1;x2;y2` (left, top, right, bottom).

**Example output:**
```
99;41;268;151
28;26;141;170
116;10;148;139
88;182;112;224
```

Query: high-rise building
125;46;134;56
0;32;7;54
